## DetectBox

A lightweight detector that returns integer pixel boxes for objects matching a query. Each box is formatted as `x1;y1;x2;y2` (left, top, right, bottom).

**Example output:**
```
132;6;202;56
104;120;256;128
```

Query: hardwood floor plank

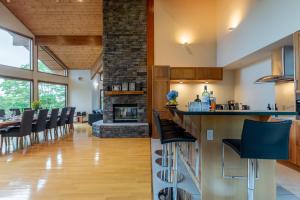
0;124;152;200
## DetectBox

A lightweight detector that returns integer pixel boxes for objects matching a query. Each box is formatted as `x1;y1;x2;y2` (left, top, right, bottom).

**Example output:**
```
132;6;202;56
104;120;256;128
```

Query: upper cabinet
170;67;196;80
170;67;223;82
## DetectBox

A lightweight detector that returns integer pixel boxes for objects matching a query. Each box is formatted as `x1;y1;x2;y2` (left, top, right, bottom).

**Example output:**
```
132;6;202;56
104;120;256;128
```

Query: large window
38;46;67;76
38;82;67;109
0;77;32;112
0;27;32;70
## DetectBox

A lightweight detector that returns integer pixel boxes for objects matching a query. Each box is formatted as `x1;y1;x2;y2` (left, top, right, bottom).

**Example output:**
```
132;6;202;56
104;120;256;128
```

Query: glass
0;77;32;113
0;28;32;69
38;46;67;76
38;82;67;109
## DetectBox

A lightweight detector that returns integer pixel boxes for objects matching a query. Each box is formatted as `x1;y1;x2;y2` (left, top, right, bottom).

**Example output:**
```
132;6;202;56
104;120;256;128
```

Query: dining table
0;116;22;129
0;112;64;129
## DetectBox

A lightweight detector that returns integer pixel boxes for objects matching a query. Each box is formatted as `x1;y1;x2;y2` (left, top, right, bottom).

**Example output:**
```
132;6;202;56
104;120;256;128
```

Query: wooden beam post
35;35;102;46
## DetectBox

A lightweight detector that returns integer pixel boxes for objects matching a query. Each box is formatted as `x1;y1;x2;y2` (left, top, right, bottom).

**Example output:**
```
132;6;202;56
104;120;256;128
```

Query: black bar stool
222;119;292;200
153;111;196;199
155;119;178;156
155;119;186;167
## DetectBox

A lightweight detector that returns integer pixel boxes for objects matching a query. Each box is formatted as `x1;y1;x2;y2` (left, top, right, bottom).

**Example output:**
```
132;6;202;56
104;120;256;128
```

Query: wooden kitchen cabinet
170;67;196;80
152;66;172;138
170;67;223;81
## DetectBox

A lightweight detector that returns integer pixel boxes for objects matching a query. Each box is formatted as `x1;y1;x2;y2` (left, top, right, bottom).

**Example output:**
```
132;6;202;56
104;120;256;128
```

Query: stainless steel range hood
255;46;294;83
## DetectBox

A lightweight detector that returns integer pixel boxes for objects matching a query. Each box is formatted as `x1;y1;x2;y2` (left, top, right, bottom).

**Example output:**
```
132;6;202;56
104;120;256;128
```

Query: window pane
0;77;32;113
38;46;67;76
0;28;32;69
38;82;67;109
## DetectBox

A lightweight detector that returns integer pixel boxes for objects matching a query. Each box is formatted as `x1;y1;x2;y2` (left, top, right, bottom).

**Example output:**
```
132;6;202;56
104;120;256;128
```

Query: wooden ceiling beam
40;46;69;70
35;35;102;46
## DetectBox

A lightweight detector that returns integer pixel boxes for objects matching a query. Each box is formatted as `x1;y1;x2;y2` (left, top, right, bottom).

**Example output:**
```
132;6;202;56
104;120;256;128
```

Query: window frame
0;25;33;71
37;46;68;77
0;75;33;110
37;81;68;108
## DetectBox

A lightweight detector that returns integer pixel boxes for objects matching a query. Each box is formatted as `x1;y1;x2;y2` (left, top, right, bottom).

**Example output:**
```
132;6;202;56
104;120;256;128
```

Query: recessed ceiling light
78;0;84;2
6;0;11;3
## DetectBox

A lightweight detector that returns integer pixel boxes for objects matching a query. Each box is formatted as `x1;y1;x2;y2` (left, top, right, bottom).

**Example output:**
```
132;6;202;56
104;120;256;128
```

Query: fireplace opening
113;104;138;123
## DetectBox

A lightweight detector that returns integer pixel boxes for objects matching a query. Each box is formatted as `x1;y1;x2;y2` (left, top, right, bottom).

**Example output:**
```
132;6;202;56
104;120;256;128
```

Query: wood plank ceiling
1;0;102;69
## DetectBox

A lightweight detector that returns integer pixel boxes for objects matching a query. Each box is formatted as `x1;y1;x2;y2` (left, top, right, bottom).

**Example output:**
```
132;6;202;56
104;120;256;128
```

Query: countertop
169;107;298;116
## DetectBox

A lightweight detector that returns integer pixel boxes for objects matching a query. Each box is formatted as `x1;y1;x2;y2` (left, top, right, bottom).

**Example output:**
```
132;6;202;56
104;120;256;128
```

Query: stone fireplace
92;0;149;138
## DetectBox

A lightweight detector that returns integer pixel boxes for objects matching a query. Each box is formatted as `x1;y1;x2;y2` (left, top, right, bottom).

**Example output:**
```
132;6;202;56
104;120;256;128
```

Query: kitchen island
168;107;297;200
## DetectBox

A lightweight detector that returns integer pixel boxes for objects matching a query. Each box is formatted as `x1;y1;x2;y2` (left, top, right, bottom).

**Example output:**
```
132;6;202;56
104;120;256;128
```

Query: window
0;77;32;113
38;82;67;109
38;46;67;76
0;27;32;70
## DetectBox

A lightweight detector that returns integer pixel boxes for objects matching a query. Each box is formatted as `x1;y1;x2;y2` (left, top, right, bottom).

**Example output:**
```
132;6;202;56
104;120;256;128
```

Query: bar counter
168;107;297;200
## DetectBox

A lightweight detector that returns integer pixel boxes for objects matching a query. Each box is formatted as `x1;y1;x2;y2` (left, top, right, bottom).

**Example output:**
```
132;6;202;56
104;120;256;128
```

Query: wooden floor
0;124;152;200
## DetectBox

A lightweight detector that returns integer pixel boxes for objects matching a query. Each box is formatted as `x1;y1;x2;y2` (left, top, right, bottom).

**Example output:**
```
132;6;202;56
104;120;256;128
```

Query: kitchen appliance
255;46;294;83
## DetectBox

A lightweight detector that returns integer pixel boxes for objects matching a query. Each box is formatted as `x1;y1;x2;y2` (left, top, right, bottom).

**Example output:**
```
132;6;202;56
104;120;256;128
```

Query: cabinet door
289;123;297;164
297;147;300;166
296;123;300;146
152;66;171;138
196;67;223;80
153;80;169;111
170;67;196;80
153;65;170;80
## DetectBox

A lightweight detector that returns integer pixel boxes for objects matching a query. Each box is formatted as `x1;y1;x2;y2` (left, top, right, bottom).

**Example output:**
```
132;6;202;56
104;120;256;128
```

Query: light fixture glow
179;35;191;45
179;81;183;84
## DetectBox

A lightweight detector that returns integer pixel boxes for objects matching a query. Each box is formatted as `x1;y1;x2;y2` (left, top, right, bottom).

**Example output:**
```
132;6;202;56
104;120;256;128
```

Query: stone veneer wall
103;0;148;123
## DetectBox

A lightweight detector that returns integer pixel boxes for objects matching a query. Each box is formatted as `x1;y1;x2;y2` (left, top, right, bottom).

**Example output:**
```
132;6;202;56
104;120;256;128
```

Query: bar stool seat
222;119;292;200
222;139;241;156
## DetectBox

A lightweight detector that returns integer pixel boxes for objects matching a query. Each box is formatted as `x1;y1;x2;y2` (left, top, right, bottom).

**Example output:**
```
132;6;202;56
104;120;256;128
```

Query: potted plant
32;100;41;112
166;90;178;107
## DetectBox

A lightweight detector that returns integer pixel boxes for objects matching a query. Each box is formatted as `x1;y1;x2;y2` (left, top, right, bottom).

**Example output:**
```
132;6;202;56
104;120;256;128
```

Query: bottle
267;104;271;110
194;95;201;102
210;91;216;110
201;85;210;111
202;85;210;100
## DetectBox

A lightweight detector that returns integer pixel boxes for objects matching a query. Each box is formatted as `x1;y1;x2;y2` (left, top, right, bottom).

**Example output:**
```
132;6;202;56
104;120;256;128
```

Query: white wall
154;0;217;66
217;0;300;67
69;70;93;113
91;74;102;111
170;70;235;106
234;58;275;110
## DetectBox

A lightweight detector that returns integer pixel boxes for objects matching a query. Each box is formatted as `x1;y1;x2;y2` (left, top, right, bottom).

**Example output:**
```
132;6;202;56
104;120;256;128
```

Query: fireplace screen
113;104;138;123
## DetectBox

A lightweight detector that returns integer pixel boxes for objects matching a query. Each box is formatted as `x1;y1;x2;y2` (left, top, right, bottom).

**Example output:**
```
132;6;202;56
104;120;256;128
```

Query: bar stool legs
248;159;257;200
157;143;184;184
158;142;192;200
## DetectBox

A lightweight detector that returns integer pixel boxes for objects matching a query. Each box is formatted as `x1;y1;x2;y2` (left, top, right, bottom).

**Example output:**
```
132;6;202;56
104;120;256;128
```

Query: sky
0;29;30;68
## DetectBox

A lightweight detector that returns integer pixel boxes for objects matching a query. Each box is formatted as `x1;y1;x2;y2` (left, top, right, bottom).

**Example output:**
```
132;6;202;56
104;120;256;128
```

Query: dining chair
32;109;49;143
1;110;35;152
9;108;21;116
66;107;76;133
0;109;5;118
57;107;68;137
46;108;59;140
